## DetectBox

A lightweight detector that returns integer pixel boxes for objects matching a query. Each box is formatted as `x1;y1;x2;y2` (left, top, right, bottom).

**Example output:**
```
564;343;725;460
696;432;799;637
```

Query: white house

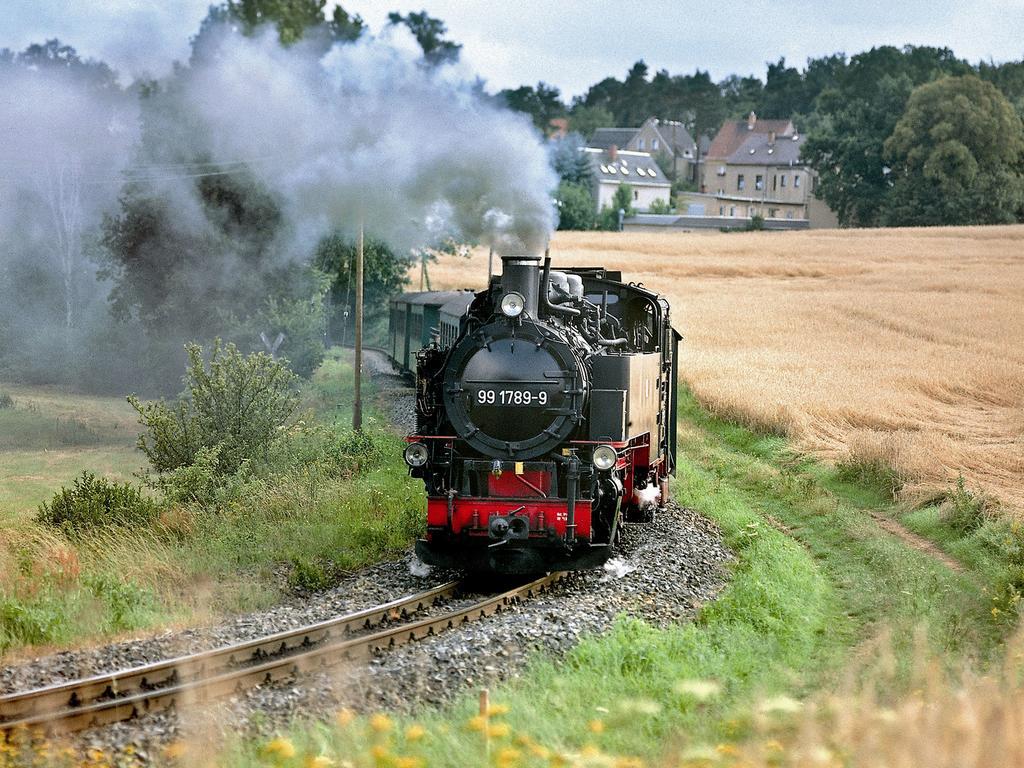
583;146;671;213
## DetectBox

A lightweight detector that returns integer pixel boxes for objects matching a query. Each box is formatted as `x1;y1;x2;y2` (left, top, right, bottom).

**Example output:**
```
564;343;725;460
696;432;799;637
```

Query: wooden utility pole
353;218;364;432
487;246;493;284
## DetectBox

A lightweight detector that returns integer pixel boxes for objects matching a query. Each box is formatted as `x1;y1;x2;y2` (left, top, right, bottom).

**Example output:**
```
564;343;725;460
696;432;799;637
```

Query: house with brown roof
693;112;837;226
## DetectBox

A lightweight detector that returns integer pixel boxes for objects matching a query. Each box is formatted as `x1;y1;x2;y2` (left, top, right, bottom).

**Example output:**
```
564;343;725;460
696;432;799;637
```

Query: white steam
182;24;557;255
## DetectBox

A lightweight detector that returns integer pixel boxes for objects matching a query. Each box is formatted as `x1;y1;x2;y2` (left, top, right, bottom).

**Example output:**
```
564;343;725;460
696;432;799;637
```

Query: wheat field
423;226;1024;513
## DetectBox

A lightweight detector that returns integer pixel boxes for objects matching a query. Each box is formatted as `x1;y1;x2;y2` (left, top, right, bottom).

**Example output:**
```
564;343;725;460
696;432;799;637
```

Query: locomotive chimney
500;254;541;318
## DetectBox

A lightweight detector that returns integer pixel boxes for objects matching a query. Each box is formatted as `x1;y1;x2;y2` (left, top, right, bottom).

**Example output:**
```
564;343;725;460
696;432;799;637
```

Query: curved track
0;573;562;735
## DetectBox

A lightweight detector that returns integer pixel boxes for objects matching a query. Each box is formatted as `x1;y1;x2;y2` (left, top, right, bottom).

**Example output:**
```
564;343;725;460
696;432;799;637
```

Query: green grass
218;385;1016;766
0;348;424;655
0;385;142;523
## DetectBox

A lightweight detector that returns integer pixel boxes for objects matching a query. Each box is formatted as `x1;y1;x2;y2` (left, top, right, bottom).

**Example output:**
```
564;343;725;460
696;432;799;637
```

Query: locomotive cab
400;253;679;574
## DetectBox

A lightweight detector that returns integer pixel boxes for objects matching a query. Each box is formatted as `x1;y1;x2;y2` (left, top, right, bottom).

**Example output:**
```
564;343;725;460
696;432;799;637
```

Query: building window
633;189;639;201
794;174;801;189
769;208;777;217
772;175;777;191
729;206;735;217
781;175;787;187
717;165;726;176
786;210;794;219
737;174;745;191
755;175;764;190
652;138;659;150
748;206;755;216
719;206;724;215
638;138;645;150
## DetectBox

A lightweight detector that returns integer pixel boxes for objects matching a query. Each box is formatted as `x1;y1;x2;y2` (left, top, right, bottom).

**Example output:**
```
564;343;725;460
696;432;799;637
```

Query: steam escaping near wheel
635;485;662;509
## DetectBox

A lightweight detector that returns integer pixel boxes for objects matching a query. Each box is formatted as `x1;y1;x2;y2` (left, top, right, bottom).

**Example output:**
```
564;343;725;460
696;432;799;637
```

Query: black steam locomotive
389;254;679;574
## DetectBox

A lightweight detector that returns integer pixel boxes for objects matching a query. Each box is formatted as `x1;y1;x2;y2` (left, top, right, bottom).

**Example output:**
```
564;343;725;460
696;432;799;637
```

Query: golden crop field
423;225;1024;514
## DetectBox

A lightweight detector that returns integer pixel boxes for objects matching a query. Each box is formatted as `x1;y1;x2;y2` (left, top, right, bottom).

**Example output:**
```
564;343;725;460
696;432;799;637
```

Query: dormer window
638;138;645;150
652;138;660;150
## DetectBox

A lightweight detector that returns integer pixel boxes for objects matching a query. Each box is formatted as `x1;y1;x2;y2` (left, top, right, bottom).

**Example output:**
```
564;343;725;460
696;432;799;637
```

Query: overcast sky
5;0;1023;98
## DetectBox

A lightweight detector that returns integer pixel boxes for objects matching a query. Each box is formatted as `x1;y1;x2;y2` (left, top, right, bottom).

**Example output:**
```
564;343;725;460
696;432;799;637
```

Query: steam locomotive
388;254;679;574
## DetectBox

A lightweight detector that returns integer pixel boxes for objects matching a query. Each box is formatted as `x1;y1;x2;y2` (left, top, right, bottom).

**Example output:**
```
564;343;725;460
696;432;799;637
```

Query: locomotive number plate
474;387;549;406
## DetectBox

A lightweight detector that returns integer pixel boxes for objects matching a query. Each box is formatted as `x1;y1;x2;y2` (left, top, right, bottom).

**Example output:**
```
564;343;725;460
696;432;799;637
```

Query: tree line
503;48;1024;227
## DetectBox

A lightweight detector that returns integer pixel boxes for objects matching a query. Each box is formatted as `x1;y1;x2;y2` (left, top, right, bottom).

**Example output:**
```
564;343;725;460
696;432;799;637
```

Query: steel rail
0;573;562;735
0;579;461;731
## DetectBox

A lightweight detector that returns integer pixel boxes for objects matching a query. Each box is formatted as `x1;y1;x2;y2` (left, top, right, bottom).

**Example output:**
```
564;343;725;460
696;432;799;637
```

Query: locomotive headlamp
404;442;429;468
500;291;526;318
592;444;617;471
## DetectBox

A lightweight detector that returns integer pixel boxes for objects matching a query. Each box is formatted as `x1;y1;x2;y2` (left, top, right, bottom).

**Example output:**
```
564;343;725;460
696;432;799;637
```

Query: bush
941;475;990;533
36;471;159;535
745;213;766;231
0;392;13;409
556;181;597;230
129;340;300;478
647;198;674;215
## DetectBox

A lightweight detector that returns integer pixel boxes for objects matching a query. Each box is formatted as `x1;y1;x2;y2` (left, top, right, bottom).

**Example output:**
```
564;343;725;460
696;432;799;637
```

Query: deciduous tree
883;75;1024;225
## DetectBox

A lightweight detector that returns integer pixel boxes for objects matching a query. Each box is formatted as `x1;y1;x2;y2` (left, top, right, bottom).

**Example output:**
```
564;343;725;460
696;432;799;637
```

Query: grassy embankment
0;349;420;655
207;384;1020;768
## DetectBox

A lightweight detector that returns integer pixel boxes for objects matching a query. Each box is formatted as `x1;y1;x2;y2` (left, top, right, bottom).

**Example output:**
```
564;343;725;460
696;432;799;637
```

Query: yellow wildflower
394;757;424;768
404;724;427;742
370;713;393;733
371;744;390;760
496;747;521;767
488;722;511;739
306;757;334;768
762;740;784;753
263;738;296;759
716;744;741;757
488;703;511;716
588;719;605;734
467;715;487;732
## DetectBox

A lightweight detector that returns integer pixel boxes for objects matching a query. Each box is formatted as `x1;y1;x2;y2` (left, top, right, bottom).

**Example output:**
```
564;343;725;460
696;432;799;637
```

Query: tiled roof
589;127;639;150
582;148;671;186
705;117;794;159
725;132;805;166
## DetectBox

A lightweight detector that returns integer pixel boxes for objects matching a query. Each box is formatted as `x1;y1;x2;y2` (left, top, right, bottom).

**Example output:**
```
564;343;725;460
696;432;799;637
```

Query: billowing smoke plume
0;46;139;386
184;24;557;255
0;23;557;391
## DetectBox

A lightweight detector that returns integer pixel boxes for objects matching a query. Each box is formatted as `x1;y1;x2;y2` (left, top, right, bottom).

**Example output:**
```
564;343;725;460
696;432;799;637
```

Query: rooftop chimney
608;144;618;161
747;111;756;130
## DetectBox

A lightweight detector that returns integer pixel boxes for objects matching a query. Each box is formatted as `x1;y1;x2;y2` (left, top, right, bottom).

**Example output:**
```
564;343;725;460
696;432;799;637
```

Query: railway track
0;573;562;736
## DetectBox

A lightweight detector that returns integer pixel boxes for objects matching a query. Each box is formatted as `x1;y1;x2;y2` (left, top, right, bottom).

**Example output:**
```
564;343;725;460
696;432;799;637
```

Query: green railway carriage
389;290;476;374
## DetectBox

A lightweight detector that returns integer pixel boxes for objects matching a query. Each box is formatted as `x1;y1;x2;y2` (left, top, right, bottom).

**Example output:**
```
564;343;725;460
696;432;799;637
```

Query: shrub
746;213;766;231
648;198;674;215
556;181;597;230
129;340;300;478
36;471;159;535
0;392;13;409
940;474;990;533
